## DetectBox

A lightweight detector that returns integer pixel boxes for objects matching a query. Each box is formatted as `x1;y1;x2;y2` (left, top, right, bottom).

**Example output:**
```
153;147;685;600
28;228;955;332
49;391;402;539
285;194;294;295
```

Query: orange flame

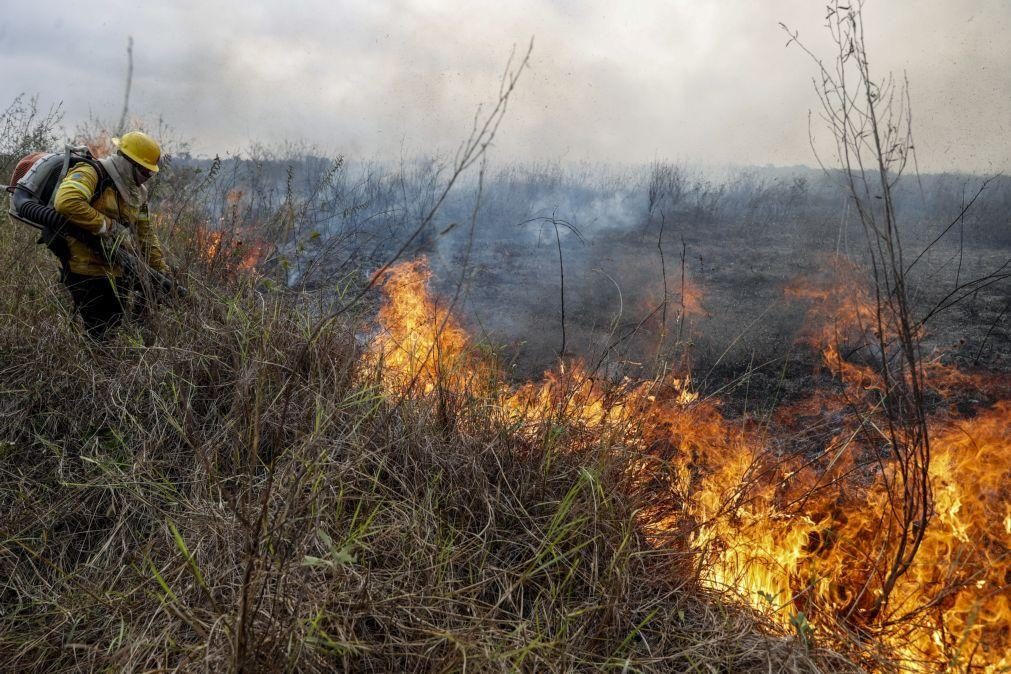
83;130;115;159
785;254;883;386
371;256;1010;672
679;274;709;319
370;260;488;395
640;272;709;329
197;226;266;273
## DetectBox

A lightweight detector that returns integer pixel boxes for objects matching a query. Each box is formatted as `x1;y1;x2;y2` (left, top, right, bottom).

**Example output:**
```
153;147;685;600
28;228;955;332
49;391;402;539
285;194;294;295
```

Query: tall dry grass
0;126;856;674
0;222;859;673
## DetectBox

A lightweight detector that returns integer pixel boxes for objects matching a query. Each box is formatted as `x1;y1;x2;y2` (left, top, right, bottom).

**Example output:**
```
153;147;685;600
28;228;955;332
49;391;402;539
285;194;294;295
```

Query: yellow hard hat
112;131;161;172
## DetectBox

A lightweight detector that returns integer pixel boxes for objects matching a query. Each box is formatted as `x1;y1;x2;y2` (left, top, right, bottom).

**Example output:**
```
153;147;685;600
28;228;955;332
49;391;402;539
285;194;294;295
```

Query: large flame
370;260;487;395
371;257;1010;672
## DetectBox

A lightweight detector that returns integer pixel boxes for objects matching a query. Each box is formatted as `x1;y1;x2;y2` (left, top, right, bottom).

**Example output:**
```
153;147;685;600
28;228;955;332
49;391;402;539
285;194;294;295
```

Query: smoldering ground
185;153;1011;395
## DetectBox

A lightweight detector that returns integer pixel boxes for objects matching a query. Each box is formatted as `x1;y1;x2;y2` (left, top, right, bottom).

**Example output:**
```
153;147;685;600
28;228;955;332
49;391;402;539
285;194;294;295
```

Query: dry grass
0;95;859;671
0;214;859;673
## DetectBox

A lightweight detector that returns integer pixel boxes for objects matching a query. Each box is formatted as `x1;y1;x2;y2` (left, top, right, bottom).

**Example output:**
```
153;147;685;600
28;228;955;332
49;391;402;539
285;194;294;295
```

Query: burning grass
0;223;857;671
0;192;1006;671
2;43;1007;664
0;116;1005;672
369;257;1010;672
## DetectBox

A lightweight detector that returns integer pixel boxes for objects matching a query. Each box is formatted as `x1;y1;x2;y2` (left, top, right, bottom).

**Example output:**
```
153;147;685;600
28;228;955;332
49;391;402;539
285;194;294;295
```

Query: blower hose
12;195;187;298
17;199;68;231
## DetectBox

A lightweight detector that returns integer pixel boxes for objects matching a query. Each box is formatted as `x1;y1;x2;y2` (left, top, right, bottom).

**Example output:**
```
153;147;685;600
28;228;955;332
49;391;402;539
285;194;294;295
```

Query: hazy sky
1;0;1007;172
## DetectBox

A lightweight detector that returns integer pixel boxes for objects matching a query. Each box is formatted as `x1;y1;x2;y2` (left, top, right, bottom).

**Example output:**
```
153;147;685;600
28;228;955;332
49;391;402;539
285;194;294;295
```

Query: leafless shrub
647;160;686;223
782;0;978;645
0;94;63;175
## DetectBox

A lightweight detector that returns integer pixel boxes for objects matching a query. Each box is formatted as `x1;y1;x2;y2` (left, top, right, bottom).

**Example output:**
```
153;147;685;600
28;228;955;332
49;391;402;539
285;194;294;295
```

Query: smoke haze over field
1;0;1008;172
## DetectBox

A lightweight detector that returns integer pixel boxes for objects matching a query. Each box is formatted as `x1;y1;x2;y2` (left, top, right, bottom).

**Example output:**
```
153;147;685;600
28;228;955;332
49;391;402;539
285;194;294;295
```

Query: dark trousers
63;272;127;338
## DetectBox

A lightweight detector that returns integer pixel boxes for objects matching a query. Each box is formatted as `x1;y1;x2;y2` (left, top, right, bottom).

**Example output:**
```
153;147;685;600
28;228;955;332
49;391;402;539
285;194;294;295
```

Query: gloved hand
101;219;139;257
102;219;130;240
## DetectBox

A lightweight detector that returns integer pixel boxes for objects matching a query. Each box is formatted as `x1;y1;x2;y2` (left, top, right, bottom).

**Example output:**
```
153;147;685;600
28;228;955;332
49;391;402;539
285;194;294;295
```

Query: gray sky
1;0;1007;172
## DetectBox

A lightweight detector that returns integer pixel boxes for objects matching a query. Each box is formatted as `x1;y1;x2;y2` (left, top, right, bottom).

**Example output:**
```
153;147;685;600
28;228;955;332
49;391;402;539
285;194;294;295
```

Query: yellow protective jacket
53;163;169;277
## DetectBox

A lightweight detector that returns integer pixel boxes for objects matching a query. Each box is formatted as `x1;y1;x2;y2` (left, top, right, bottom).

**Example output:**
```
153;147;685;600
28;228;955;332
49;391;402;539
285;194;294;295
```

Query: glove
102;218;130;240
102;220;141;258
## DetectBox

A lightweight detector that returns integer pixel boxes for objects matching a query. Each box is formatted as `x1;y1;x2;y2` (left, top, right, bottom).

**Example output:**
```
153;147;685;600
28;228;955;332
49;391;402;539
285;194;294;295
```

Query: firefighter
53;131;171;337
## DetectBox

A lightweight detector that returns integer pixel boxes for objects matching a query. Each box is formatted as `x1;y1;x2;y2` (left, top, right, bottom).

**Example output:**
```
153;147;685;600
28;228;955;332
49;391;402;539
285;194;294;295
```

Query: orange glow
197;226;266;273
371;256;1010;672
84;131;115;159
679;273;708;319
785;253;883;385
369;260;488;395
640;272;709;332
